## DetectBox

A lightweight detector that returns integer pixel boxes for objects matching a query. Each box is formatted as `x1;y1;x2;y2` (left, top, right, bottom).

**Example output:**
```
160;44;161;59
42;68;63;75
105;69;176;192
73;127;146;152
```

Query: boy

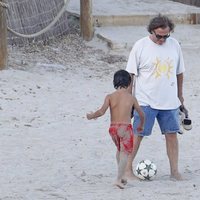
86;69;145;189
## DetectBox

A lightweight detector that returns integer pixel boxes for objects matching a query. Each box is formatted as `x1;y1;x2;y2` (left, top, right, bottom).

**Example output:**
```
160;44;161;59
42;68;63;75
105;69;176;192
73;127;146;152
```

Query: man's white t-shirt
126;36;185;110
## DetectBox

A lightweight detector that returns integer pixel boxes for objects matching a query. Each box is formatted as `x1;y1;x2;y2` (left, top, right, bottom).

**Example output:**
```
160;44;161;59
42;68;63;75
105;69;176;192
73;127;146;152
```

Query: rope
7;0;69;38
0;1;8;8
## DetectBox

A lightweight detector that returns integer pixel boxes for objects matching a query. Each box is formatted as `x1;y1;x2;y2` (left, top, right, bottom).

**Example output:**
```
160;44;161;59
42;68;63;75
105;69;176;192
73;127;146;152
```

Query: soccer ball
134;159;157;180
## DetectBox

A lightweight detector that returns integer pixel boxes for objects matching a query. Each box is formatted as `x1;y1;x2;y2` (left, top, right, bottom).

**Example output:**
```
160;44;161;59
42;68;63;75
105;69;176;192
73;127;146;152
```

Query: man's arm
128;74;135;95
177;73;184;105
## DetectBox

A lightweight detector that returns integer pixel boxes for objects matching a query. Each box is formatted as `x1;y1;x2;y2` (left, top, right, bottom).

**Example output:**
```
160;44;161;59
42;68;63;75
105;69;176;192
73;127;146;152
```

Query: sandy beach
0;22;200;199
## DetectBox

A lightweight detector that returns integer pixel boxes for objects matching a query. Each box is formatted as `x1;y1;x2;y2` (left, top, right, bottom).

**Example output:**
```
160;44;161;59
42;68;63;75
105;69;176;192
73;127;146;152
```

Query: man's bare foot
170;172;183;181
114;181;125;189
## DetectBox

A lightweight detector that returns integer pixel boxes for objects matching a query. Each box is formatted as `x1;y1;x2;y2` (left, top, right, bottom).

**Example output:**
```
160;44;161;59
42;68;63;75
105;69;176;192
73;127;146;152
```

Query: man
125;14;185;180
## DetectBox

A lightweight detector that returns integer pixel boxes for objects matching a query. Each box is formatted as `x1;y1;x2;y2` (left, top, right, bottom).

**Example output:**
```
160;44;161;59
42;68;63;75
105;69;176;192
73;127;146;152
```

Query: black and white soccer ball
134;159;157;180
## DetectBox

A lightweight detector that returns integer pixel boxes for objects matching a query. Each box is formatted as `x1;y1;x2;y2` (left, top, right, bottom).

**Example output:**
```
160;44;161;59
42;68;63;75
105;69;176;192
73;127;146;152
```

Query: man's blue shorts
133;106;180;136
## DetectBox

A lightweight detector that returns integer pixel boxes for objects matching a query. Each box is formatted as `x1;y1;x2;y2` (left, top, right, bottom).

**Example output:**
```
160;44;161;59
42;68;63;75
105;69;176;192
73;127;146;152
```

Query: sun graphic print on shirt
153;57;173;79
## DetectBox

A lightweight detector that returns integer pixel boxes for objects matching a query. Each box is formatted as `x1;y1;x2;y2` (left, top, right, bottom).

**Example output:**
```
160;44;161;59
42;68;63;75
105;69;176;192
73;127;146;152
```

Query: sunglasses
153;31;170;40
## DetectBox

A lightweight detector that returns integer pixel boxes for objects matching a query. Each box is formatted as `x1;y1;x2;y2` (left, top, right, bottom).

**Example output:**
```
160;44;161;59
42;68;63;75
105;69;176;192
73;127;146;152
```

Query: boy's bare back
108;89;135;123
87;69;144;132
87;87;143;127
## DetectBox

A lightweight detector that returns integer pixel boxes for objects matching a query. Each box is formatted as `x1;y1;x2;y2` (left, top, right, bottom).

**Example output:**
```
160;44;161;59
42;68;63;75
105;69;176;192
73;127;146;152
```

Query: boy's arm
133;97;145;132
86;95;110;120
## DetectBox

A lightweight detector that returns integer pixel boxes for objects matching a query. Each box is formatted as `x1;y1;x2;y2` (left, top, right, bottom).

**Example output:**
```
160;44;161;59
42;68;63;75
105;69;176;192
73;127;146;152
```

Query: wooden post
0;0;7;70
80;0;94;41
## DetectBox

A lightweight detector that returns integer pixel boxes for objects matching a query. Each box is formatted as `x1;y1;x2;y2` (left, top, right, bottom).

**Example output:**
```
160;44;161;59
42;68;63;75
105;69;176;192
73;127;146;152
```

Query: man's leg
165;133;182;180
124;135;143;179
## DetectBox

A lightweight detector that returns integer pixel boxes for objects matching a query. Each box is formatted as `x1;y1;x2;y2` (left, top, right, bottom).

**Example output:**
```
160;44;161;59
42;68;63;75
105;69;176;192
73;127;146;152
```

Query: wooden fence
0;0;7;70
6;0;69;45
80;0;93;41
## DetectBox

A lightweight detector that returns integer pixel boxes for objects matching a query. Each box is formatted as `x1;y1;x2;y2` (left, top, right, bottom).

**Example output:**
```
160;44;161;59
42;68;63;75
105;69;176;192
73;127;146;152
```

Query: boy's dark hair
113;69;131;89
147;14;175;33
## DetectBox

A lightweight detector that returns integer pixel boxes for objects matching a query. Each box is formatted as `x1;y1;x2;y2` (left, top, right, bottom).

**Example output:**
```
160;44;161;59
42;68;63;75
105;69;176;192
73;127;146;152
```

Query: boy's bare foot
170;172;183;181
124;171;137;180
114;181;125;189
121;179;127;185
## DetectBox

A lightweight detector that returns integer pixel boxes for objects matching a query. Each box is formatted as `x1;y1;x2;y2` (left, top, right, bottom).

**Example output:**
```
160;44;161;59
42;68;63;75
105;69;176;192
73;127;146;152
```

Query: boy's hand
137;125;144;133
86;112;94;120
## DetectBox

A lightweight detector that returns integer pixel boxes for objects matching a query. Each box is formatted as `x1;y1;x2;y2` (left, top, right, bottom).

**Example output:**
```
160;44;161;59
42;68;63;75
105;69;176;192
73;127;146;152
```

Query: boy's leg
125;106;156;179
116;151;127;185
125;135;143;179
116;150;120;165
114;151;128;189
